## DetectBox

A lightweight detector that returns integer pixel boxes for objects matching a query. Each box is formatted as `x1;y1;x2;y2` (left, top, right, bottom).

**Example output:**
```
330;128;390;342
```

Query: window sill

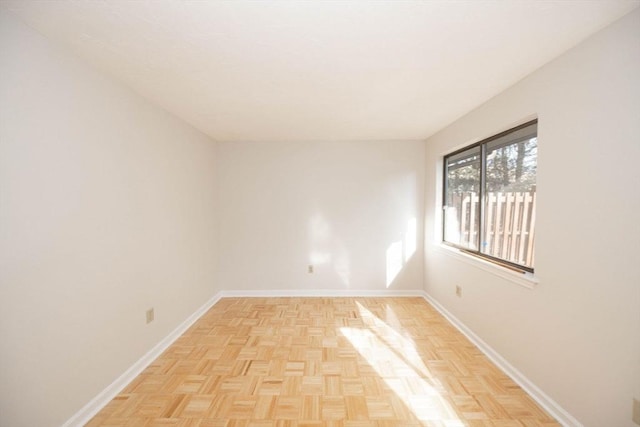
436;244;539;289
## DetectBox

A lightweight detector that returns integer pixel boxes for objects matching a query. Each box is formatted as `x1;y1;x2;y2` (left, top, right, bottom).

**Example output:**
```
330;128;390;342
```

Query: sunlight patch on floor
340;302;464;425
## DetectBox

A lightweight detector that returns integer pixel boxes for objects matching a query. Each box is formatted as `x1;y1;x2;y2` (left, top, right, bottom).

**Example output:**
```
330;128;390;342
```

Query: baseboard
221;289;425;297
61;288;419;426
62;291;224;427
421;292;582;427
62;289;579;427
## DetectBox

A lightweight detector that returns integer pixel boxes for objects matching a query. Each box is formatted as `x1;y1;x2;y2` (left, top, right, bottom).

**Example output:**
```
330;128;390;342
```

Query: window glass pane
444;146;480;250
481;122;537;268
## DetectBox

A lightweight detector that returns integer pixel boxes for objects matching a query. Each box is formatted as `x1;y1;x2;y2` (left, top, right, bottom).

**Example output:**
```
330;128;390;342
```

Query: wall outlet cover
146;308;154;324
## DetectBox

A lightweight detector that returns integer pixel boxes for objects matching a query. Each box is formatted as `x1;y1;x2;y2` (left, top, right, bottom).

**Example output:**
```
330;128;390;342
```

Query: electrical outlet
308;265;314;273
146;308;154;324
455;285;462;297
633;398;640;425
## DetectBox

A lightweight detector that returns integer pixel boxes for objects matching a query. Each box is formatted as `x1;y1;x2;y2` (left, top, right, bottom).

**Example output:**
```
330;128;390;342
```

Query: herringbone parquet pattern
87;297;559;426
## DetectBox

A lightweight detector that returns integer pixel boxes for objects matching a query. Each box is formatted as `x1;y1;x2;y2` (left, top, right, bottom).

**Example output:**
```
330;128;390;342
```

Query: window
443;120;537;272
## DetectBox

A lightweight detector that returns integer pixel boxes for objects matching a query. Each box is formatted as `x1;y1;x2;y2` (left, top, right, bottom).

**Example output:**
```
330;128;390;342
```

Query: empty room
1;1;639;426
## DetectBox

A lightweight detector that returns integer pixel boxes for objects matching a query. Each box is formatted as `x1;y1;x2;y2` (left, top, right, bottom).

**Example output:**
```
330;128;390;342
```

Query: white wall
0;10;219;427
423;9;640;427
217;141;424;292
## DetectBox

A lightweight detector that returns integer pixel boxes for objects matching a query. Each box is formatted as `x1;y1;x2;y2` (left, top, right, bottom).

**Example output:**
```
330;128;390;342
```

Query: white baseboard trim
61;288;417;426
62;291;224;427
63;289;579;427
421;292;582;427
221;289;425;298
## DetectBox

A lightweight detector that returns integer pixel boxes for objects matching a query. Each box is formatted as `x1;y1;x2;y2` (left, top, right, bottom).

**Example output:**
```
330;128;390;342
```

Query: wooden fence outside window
448;191;536;267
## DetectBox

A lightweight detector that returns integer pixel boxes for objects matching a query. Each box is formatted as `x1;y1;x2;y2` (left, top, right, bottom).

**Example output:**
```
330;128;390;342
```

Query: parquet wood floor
87;297;560;427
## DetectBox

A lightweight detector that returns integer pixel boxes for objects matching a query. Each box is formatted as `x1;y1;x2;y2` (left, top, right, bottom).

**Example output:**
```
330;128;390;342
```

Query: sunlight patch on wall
308;212;351;286
386;241;404;288
404;217;417;261
386;217;417;287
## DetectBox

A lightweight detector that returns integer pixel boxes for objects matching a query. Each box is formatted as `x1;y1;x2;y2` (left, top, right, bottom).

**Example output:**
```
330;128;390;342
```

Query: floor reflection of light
339;302;464;425
360;302;430;378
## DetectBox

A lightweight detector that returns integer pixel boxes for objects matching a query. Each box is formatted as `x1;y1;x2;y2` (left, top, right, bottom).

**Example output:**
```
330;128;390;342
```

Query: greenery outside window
443;120;537;272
